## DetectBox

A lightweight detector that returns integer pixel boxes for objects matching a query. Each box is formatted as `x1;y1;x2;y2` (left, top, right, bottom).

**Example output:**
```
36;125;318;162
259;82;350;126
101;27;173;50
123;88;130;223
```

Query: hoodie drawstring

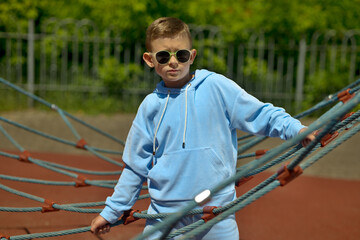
153;82;192;156
183;83;191;148
153;90;170;155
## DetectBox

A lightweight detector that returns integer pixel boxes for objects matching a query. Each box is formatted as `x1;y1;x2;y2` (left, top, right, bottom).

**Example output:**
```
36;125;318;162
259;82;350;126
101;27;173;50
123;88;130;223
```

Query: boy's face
143;36;197;88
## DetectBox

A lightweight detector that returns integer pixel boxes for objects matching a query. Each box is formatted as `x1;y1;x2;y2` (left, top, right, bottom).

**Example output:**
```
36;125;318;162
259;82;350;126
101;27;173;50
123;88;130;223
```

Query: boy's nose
169;55;178;65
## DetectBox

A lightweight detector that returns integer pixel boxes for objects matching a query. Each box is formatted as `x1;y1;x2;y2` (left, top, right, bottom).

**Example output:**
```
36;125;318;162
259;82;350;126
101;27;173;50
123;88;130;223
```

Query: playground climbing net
0;77;359;240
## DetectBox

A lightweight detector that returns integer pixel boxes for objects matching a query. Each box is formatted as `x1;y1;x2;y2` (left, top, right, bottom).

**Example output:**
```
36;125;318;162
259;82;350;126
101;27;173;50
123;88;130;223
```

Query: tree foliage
1;0;360;113
1;0;360;42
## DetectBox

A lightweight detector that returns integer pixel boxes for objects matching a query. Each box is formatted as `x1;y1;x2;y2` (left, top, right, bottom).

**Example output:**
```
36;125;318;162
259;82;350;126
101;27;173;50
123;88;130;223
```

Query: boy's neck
163;72;194;88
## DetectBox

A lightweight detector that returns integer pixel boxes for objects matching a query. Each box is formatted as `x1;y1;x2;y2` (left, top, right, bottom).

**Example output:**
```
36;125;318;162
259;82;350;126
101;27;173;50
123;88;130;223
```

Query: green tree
2;0;360;42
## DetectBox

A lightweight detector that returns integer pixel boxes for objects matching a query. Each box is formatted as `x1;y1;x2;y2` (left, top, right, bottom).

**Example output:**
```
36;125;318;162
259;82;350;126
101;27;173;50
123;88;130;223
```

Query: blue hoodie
100;69;305;223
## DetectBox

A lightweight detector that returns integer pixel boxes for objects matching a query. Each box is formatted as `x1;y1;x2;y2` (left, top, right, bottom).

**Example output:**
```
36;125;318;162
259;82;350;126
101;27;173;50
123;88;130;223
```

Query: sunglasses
152;49;192;65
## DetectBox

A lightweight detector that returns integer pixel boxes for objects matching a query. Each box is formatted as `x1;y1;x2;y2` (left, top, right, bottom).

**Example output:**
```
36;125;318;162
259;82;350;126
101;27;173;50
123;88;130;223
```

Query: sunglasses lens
155;50;191;64
156;51;171;64
176;50;191;63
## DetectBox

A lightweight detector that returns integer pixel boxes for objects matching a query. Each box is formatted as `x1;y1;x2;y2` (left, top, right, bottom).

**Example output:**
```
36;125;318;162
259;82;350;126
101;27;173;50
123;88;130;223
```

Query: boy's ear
189;49;197;65
143;52;155;68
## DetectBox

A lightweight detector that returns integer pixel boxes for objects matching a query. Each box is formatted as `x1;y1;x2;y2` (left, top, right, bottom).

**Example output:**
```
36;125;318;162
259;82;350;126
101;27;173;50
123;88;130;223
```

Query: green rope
0;77;126;146
0;116;123;155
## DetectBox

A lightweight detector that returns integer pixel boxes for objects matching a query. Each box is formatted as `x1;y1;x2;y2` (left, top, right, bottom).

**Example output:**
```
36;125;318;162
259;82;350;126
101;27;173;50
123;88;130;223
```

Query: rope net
0;77;359;240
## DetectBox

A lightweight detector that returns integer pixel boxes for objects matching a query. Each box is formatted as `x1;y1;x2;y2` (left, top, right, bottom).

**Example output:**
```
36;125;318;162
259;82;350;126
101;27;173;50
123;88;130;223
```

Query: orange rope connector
235;176;254;187
337;89;354;103
276;164;303;186
341;112;355;130
0;233;10;240
75;138;87;150
341;112;355;121
201;206;219;223
41;199;59;213
255;149;269;159
122;209;140;225
19;150;31;163
75;175;89;187
315;130;339;147
320;131;339;147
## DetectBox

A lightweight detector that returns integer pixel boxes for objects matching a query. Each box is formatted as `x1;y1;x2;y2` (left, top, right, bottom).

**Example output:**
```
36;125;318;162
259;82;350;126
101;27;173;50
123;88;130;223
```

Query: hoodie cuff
291;122;307;140
100;206;123;224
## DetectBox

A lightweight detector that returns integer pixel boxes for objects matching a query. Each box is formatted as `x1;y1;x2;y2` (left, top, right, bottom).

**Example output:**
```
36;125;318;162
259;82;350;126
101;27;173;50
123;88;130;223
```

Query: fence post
27;19;35;108
296;36;307;113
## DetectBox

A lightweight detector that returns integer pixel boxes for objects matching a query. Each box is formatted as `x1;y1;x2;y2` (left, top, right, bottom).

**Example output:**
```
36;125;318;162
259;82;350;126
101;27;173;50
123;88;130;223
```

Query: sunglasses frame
151;49;192;65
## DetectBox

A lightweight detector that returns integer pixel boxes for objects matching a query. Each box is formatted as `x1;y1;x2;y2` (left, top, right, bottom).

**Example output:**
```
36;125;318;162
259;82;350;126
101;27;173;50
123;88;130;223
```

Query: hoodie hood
154;69;215;95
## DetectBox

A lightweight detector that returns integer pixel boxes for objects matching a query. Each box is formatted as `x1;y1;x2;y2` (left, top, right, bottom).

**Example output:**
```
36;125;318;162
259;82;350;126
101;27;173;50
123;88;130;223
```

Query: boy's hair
145;17;192;52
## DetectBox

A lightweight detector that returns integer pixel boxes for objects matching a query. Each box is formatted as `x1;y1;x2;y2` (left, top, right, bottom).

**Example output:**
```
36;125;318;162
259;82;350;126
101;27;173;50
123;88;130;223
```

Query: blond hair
145;17;192;51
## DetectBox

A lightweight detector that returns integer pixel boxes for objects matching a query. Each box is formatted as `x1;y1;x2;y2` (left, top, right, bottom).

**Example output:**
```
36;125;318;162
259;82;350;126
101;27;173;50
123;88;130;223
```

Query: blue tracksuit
100;69;305;239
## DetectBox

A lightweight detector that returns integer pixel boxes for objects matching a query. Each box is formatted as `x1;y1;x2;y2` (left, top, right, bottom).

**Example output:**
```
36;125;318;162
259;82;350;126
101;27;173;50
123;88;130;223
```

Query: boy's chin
163;78;187;88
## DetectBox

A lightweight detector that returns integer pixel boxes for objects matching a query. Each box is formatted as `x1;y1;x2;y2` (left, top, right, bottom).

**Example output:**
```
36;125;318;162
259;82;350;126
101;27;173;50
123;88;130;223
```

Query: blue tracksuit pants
142;214;239;240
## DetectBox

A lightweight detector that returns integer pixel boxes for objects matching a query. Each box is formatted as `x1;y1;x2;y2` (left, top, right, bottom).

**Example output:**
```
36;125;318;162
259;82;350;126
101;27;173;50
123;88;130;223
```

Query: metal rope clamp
19;150;31;163
121;209;140;225
201;206;219;223
75;175;90;187
235;176;254;187
276;163;303;186
314;130;339;147
0;233;10;240
75;138;88;150
337;88;354;103
42;199;59;213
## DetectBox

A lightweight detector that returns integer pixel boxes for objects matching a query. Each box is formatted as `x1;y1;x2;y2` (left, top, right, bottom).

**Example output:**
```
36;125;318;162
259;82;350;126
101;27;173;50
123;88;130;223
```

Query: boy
91;17;314;239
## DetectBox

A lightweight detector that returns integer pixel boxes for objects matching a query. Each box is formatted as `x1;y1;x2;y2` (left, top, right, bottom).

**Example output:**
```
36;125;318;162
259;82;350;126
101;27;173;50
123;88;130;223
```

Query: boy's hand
298;128;316;147
91;215;110;235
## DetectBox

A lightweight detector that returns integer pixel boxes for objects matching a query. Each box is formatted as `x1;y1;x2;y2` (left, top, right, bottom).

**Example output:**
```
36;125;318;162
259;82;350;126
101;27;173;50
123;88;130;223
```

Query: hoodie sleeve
216;76;305;140
100;101;154;223
100;165;146;223
121;99;155;177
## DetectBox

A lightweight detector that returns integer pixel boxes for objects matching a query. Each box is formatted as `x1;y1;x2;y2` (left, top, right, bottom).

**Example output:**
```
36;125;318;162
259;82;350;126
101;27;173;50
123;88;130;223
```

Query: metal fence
1;19;359;112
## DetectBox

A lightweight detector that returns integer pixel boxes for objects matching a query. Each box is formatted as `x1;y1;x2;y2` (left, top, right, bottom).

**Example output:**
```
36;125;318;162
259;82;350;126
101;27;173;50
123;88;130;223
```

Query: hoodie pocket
147;147;232;201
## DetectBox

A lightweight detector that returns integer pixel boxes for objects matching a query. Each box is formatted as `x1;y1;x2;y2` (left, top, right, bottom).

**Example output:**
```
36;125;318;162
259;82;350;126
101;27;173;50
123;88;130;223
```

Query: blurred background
0;2;359;239
0;0;360;115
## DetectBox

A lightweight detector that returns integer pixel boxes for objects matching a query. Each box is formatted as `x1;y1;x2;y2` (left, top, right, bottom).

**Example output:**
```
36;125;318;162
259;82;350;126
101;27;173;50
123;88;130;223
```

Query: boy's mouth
167;70;179;74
